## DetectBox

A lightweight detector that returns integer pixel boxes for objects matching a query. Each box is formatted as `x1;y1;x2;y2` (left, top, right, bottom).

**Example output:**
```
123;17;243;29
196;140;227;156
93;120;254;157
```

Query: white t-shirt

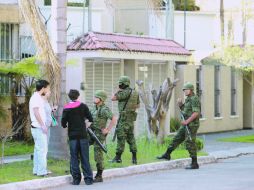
44;99;52;127
29;92;46;128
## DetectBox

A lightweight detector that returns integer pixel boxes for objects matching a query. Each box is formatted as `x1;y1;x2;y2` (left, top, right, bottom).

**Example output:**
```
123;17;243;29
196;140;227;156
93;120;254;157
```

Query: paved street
51;155;254;190
199;129;254;153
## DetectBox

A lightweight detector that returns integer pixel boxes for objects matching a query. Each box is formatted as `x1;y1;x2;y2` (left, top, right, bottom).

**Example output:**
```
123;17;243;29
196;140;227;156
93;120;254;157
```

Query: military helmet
182;82;194;91
95;90;107;101
118;76;130;86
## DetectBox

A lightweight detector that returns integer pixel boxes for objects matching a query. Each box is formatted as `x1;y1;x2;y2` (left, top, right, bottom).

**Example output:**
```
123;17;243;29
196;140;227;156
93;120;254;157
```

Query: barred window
231;68;237;115
0;23;19;62
214;65;221;117
196;66;203;118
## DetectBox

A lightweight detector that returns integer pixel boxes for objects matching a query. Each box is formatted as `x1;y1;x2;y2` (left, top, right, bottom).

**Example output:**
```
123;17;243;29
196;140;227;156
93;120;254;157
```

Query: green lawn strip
218;135;254;143
0;141;34;156
0;138;206;184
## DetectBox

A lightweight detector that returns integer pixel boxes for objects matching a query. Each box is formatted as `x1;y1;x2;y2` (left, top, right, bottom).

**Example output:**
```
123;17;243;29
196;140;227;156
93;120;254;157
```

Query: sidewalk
3;154;31;164
1;129;254;190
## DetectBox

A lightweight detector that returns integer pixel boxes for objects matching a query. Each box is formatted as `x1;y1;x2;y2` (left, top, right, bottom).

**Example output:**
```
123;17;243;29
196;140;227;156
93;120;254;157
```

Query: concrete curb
2;145;254;190
0;156;216;190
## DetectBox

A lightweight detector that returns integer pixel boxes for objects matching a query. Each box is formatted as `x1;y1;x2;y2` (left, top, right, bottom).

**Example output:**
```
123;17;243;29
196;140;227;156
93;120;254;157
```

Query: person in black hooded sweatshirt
61;89;93;185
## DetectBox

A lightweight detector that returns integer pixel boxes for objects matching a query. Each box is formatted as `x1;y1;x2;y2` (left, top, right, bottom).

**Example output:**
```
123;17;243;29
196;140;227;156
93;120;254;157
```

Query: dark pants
167;125;199;157
69;139;93;183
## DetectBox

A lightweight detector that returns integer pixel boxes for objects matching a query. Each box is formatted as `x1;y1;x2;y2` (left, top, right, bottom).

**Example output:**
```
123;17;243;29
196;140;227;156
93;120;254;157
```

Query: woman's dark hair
36;80;50;91
68;89;80;101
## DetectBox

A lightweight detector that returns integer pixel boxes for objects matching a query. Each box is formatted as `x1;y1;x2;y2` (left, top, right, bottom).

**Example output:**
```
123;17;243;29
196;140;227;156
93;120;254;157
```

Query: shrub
170;117;181;132
164;136;204;151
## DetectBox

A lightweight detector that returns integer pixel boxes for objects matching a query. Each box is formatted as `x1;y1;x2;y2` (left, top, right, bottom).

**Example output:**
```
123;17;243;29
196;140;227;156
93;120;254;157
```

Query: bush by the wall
164;136;204;151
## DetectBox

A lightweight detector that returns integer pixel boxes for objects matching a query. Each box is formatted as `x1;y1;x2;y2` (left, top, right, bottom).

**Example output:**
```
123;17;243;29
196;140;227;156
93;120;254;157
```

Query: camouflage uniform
112;76;139;164
115;87;139;154
167;94;200;157
91;90;113;182
157;82;201;169
91;103;113;171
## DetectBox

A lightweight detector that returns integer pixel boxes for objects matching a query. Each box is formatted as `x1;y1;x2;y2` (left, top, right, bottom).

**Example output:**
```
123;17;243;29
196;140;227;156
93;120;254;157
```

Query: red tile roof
67;32;191;56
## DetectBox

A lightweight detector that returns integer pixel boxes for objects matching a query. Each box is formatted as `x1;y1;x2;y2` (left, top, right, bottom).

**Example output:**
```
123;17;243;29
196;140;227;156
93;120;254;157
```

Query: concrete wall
114;0;149;34
18;5;114;45
176;65;243;133
243;72;254;129
0;4;21;23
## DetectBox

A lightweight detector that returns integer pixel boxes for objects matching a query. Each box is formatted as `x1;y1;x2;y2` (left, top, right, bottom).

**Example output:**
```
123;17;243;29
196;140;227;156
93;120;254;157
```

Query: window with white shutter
84;59;122;115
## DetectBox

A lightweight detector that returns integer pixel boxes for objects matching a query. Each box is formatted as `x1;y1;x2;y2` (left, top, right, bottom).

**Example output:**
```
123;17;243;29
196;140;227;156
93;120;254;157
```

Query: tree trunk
220;0;224;44
48;0;69;159
242;0;247;46
136;78;178;144
157;111;167;144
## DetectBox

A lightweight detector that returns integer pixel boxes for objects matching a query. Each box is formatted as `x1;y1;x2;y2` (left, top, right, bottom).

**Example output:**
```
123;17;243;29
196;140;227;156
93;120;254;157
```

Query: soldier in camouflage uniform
90;90;117;182
157;82;201;169
111;76;140;164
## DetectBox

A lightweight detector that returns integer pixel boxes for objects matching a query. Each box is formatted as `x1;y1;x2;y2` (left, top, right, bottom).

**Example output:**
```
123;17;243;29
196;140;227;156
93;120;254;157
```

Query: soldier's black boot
94;170;103;183
111;153;122;163
156;148;171;160
132;152;137;165
185;157;199;169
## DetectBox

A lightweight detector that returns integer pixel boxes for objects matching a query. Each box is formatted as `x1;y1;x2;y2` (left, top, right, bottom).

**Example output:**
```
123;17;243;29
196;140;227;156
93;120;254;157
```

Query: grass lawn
0;137;207;184
0;141;34;157
218;135;254;143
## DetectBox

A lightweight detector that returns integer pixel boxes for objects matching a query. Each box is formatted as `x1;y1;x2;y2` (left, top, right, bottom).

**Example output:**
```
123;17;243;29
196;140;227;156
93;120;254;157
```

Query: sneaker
85;179;93;185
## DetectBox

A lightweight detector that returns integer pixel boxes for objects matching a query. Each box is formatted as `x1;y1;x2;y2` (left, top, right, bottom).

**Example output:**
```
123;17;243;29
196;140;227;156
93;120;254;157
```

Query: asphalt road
50;154;254;190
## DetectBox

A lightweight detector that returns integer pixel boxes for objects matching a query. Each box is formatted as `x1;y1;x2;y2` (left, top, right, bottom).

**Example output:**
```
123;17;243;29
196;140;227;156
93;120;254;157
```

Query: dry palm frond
148;0;164;10
18;0;61;105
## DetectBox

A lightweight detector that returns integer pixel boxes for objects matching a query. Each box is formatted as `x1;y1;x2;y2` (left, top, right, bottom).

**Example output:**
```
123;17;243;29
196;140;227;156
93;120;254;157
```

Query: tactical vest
125;90;139;112
91;105;108;131
118;89;139;122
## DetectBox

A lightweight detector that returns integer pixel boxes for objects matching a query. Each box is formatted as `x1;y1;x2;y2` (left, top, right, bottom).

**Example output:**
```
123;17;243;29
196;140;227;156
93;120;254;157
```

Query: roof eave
67;49;191;62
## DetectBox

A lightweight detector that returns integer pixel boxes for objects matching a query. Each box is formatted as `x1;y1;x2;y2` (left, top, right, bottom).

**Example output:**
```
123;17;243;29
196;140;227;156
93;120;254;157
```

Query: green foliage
0;57;40;141
0;57;40;78
12;57;41;78
0;137;207;184
173;0;200;11
202;45;254;71
44;0;84;7
67;2;84;7
195;138;204;150
44;0;51;6
218;135;254;143
170;117;181;132
164;136;204;151
0;141;33;156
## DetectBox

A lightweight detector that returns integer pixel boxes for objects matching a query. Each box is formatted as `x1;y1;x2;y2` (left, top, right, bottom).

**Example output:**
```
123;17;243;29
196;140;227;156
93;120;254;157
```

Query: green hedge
44;0;84;7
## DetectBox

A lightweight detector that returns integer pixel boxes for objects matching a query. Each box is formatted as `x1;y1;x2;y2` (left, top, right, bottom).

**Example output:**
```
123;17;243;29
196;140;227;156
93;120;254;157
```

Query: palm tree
18;0;68;158
48;0;69;159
